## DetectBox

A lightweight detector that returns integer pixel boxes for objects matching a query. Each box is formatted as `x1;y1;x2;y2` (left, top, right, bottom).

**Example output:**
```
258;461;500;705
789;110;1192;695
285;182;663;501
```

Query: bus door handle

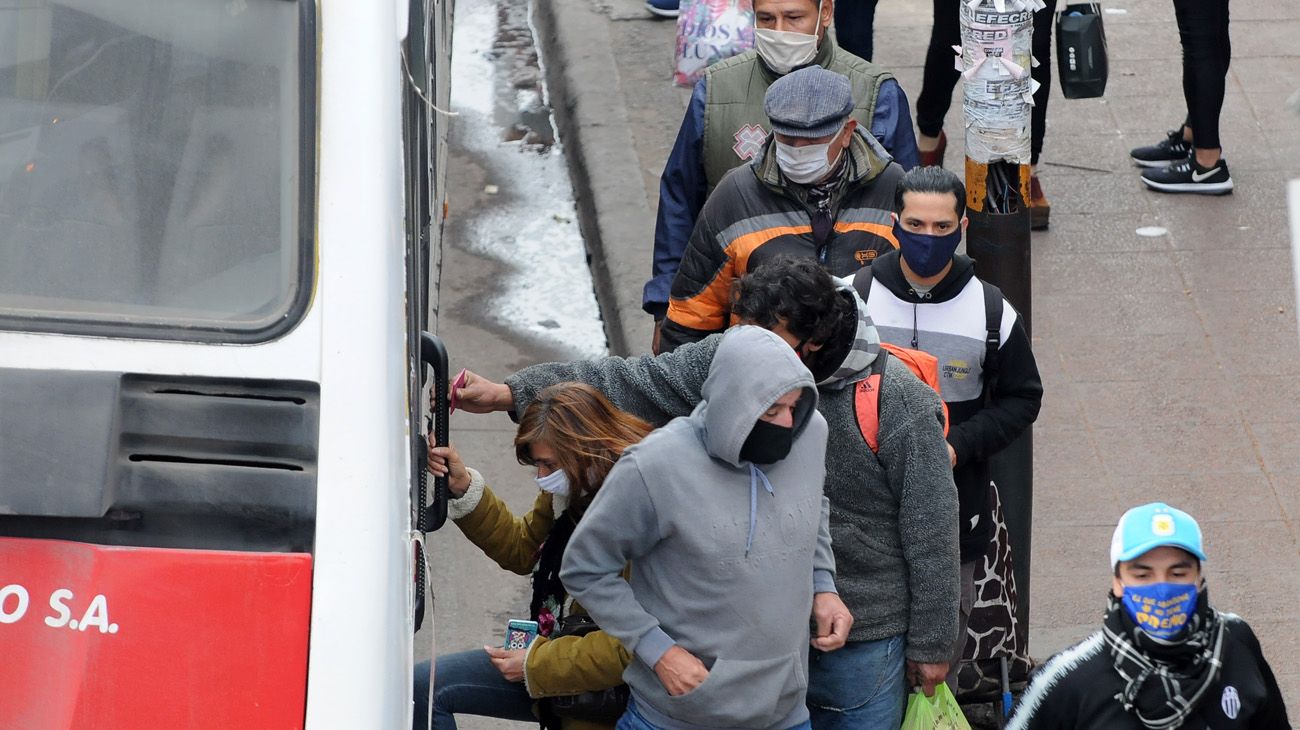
419;331;450;533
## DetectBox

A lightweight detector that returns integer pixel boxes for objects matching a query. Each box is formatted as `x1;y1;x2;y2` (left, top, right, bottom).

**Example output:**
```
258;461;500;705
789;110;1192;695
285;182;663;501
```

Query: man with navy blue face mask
1008;503;1290;729
848;165;1042;695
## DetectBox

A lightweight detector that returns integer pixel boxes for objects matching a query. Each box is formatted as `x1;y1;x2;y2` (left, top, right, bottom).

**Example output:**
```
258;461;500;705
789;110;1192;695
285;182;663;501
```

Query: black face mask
801;347;841;384
795;294;856;384
740;419;795;464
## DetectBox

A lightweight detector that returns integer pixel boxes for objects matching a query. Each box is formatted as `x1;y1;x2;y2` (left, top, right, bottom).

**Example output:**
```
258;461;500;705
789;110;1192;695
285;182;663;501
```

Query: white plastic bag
674;0;754;87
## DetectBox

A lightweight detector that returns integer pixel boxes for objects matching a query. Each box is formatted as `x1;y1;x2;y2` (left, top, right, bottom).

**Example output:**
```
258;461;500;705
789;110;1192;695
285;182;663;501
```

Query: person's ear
960;215;969;234
820;0;834;29
891;211;899;224
1111;574;1124;598
829;122;851;156
842;118;858;146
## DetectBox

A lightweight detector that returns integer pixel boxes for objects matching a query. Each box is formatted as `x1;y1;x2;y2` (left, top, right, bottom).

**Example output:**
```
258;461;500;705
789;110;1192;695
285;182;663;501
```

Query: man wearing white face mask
644;0;918;351
658;66;904;354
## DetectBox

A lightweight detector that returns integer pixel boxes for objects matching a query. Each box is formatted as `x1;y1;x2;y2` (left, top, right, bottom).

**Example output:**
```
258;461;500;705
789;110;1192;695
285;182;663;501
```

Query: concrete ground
430;0;1300;725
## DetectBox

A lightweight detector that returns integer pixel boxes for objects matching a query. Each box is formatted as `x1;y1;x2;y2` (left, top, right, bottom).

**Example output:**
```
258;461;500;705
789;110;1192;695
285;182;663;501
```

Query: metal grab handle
419;332;450;533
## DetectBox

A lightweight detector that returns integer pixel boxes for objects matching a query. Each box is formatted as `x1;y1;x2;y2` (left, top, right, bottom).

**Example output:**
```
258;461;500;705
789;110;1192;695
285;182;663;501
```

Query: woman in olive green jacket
414;383;651;730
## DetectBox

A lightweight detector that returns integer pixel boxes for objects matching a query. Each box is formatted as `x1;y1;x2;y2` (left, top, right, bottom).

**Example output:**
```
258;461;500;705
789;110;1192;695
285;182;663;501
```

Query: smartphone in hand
504;619;539;649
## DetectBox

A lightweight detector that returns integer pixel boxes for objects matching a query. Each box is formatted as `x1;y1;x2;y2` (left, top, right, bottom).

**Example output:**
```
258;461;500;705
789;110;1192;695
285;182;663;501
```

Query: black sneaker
1140;158;1234;195
1131;130;1192;168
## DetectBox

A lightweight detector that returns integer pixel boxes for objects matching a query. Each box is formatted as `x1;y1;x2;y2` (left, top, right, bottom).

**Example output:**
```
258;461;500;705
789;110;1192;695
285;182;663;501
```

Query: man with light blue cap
1008;503;1290;729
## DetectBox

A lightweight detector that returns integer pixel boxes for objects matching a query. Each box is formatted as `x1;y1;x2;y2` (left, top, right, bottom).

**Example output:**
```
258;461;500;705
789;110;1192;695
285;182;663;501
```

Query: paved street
428;0;1300;725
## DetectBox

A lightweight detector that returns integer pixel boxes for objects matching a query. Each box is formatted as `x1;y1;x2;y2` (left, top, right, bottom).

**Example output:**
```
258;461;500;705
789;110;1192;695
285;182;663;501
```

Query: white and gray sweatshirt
854;251;1042;562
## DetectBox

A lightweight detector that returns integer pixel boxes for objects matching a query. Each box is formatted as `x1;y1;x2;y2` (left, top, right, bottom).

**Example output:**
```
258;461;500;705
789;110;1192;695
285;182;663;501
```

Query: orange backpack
853;342;950;454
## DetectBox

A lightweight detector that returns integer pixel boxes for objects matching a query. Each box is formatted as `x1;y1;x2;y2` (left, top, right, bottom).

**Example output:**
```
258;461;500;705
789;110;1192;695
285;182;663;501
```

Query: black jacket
1008;613;1290;729
862;251;1042;561
659;129;904;353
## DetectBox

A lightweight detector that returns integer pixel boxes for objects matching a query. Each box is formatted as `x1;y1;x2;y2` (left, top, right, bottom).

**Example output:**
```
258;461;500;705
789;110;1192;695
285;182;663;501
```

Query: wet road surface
417;0;607;726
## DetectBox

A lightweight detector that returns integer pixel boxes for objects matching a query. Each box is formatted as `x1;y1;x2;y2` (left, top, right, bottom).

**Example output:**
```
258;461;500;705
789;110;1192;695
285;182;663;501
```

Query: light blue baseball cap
1110;502;1208;570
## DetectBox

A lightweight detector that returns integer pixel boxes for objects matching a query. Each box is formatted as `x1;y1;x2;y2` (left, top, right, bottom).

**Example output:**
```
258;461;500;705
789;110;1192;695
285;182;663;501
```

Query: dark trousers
915;0;1058;165
833;0;882;61
1175;0;1231;150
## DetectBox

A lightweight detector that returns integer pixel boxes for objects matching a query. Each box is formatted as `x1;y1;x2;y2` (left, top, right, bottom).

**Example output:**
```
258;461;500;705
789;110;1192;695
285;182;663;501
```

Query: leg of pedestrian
834;0;883;61
807;635;907;730
1028;0;1057;229
915;0;962;166
1140;0;1234;194
415;651;537;729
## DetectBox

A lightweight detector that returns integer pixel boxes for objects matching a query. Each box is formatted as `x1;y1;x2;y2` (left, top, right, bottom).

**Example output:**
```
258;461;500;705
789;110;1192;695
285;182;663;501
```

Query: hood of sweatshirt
871;249;977;304
806;282;882;390
697;326;819;468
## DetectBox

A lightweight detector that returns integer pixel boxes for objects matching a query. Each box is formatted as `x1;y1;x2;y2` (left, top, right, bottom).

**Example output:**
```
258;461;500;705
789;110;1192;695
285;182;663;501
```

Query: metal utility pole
957;0;1043;647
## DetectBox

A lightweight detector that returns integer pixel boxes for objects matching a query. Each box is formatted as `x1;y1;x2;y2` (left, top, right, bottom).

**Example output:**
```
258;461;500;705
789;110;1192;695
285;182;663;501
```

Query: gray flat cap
764;65;854;139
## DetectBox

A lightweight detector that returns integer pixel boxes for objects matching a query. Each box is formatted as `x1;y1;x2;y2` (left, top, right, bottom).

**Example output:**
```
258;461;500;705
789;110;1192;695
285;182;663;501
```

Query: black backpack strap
870;342;889;377
851;265;874;303
981;280;1004;403
872;346;890;437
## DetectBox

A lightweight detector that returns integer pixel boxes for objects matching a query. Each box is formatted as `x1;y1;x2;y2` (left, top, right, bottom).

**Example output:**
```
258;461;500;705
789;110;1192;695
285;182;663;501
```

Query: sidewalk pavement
538;0;1300;703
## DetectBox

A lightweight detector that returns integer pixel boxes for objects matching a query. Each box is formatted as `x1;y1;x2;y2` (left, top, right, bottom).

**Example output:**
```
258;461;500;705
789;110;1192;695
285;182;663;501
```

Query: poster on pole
959;0;1045;164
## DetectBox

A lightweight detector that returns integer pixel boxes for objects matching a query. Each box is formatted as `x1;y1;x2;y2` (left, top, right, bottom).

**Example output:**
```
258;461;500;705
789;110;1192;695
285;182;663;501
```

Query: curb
533;0;657;356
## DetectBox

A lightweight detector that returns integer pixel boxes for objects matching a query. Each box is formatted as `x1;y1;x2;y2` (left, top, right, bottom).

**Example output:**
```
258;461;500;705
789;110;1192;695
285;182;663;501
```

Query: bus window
0;0;313;342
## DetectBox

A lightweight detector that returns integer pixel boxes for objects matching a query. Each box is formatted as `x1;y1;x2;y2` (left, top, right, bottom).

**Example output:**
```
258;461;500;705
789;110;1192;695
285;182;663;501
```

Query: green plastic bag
900;685;972;730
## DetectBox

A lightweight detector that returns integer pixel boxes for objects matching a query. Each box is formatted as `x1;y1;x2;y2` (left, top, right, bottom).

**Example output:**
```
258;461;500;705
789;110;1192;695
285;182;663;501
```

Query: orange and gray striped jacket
659;128;903;352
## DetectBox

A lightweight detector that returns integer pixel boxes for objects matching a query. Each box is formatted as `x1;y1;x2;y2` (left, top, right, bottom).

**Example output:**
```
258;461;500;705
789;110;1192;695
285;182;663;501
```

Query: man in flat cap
644;0;919;350
659;65;904;352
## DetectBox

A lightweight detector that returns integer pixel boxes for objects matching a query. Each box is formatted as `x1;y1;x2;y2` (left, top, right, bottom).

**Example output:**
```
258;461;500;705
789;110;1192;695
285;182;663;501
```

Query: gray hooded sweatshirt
560;327;833;730
512;286;959;664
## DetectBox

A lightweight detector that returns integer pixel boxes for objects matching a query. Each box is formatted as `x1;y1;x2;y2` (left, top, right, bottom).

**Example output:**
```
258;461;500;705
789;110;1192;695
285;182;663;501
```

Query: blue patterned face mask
1121;582;1198;640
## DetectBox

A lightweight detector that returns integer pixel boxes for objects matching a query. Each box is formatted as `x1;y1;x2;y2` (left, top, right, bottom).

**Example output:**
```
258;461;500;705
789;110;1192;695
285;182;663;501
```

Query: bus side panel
0;537;312;730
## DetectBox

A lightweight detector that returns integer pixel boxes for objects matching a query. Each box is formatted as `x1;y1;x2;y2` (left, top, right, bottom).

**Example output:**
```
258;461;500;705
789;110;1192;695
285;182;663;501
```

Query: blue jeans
412;651;535;730
615;696;812;730
806;635;906;730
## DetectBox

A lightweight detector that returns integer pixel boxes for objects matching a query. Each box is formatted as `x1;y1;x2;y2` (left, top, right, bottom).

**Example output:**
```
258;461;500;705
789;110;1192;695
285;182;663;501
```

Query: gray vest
701;37;893;192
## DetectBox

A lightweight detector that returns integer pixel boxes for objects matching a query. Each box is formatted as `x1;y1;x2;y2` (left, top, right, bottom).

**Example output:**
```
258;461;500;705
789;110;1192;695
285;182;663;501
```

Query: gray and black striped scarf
1101;589;1225;729
813;284;880;389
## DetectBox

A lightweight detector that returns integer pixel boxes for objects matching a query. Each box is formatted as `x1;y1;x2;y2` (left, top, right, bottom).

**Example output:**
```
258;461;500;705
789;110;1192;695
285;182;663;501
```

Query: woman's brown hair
514;382;653;506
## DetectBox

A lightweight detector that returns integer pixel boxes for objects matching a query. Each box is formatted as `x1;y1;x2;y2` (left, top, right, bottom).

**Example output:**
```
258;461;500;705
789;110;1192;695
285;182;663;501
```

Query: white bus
0;0;453;727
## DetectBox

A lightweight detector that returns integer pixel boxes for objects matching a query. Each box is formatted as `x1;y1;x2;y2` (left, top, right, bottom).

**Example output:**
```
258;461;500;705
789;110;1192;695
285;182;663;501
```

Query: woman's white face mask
754;0;825;74
535;468;570;497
